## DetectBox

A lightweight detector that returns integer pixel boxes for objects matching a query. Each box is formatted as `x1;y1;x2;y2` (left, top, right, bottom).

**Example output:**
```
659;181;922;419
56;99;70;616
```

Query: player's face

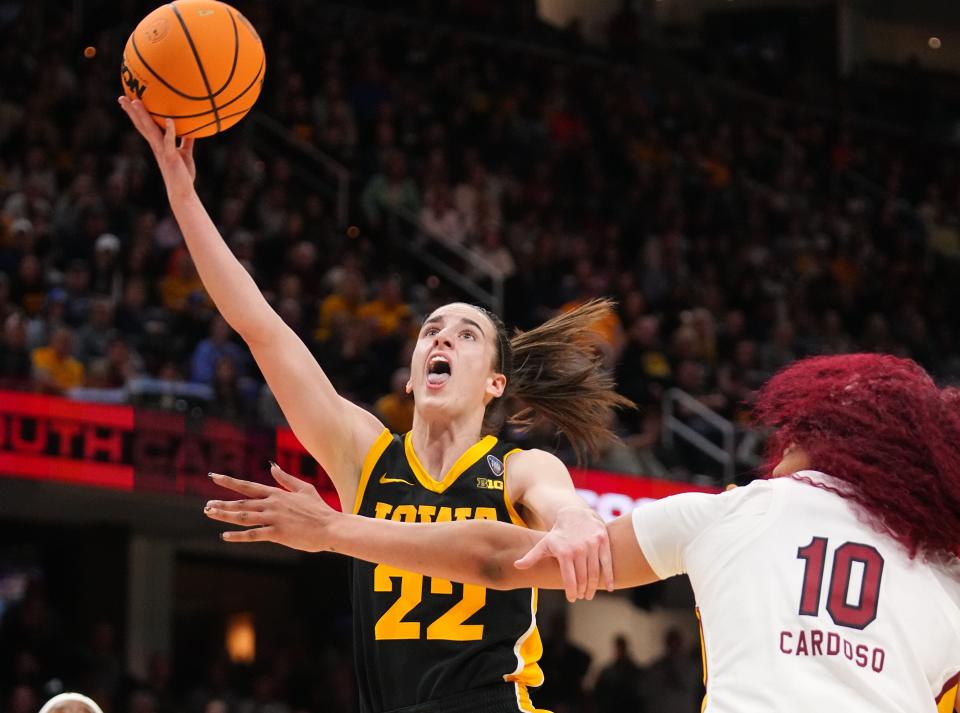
409;303;505;418
772;443;811;477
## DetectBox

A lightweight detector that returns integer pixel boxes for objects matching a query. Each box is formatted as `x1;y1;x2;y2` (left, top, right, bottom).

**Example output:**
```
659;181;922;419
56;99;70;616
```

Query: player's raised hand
514;506;614;602
117;96;196;188
204;463;339;552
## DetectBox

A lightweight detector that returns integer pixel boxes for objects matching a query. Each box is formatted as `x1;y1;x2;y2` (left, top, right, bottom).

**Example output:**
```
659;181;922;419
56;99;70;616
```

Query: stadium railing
662;387;736;486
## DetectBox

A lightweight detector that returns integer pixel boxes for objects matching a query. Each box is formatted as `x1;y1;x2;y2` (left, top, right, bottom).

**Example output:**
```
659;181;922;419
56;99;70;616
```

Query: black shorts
382;684;546;713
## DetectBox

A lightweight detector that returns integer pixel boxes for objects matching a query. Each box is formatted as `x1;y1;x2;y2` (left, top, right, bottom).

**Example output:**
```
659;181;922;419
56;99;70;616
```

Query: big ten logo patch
476;477;504;491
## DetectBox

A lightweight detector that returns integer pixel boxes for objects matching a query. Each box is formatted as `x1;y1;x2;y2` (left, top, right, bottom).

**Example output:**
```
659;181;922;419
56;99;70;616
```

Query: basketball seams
131;33;209;101
169;1;222;133
146;56;263;119
209;9;239;98
179;103;258;137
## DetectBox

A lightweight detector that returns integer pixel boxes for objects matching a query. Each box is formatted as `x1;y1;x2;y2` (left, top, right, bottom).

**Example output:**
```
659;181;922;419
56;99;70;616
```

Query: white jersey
631;471;960;713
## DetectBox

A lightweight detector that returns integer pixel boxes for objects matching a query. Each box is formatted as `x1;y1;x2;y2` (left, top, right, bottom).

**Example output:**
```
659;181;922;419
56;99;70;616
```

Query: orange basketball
121;0;265;138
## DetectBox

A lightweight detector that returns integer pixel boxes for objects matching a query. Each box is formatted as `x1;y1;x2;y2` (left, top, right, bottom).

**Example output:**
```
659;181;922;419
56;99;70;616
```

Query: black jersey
351;430;545;713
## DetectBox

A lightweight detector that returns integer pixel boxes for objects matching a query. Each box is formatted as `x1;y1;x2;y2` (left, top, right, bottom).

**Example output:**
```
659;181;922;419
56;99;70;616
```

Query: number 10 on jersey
797;537;884;630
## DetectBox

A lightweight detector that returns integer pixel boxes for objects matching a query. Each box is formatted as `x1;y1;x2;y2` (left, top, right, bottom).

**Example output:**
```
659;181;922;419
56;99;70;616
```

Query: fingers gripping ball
121;0;265;138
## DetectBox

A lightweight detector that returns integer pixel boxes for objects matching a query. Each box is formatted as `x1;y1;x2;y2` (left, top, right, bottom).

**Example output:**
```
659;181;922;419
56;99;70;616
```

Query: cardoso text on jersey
780;628;885;672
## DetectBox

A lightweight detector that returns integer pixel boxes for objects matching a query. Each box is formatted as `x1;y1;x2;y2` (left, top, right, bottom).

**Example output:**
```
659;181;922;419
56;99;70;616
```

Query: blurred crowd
0;579;355;713
0;579;703;713
1;2;959;472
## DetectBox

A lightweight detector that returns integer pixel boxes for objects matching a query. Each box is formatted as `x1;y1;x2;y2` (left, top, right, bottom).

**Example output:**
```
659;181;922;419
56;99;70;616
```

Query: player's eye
460;330;476;340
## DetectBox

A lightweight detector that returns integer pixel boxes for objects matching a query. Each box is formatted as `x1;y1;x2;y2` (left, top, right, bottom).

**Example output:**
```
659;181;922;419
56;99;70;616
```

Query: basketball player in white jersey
207;353;960;712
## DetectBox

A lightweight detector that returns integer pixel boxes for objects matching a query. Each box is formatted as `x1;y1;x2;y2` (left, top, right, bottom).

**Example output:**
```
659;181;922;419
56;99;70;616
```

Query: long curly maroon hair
754;354;960;559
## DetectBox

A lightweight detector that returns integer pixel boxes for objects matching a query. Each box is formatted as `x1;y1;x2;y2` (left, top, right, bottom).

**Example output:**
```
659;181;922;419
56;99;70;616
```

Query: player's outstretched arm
205;465;660;591
118;98;383;503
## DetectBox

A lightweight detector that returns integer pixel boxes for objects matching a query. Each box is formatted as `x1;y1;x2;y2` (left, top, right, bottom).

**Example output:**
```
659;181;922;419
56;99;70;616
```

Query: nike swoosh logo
379;474;414;486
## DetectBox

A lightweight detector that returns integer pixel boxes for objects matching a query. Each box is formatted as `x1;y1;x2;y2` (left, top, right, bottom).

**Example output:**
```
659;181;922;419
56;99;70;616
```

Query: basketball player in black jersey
120;97;631;713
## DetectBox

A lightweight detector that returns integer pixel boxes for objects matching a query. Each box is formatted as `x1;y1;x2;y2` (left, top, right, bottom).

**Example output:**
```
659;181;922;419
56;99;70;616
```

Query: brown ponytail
477;299;635;461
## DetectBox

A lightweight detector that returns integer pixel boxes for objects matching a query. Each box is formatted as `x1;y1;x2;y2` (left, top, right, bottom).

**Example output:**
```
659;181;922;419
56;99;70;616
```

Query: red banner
569;469;717;521
0;391;715;512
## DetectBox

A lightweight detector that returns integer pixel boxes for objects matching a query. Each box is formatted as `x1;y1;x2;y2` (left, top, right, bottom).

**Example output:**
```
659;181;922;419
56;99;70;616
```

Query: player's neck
410;411;485;481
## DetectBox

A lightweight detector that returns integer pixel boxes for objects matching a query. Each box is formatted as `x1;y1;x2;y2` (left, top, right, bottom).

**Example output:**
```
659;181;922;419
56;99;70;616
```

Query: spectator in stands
237;671;291;713
62;260;94;327
361;149;420;228
314;268;366;343
79;358;114;390
161;250;207;312
31;326;84;394
190;316;247;386
644;628;701;713
209;356;255;422
127;689;159;713
8;684;37;713
115;276;150;348
0;272;13;322
102;335;143;388
537;613;592;713
617;315;671;408
759;319;797;374
420;182;467;245
0;312;31;387
25;288;68;352
90;233;123;299
373;367;414;434
593;635;645;713
173;292;215;362
144;652;177;713
357;275;410;338
716;339;765;423
75;297;118;363
454;160;502;239
78;621;123;702
472;226;516;282
12;253;46;317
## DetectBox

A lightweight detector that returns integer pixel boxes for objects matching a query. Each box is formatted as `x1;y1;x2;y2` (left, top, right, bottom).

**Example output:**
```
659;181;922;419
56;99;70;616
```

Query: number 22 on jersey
374;564;486;641
797;537;884;629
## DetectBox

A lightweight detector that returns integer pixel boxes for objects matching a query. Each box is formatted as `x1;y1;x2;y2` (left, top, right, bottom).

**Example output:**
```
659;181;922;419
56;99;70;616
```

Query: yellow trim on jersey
513;682;551;713
502;447;527;526
937;684;958;713
352;429;394;515
696;606;708;712
501;447;544;690
505;588;544;688
403;432;498;493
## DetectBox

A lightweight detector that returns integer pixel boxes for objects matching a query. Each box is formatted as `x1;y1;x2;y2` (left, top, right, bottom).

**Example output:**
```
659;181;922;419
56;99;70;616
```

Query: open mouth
426;355;452;387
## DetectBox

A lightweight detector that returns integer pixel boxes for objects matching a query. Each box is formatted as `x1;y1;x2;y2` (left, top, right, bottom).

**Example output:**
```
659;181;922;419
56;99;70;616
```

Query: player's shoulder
745;470;843;499
502;447;564;473
715;475;781;510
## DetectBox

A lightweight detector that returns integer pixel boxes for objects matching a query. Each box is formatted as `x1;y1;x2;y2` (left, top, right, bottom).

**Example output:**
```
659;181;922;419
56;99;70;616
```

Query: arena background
0;1;958;712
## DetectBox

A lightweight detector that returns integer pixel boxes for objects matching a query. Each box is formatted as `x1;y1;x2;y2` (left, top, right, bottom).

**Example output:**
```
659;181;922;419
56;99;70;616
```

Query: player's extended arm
205;466;660;591
323;510;658;592
119;98;383;503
